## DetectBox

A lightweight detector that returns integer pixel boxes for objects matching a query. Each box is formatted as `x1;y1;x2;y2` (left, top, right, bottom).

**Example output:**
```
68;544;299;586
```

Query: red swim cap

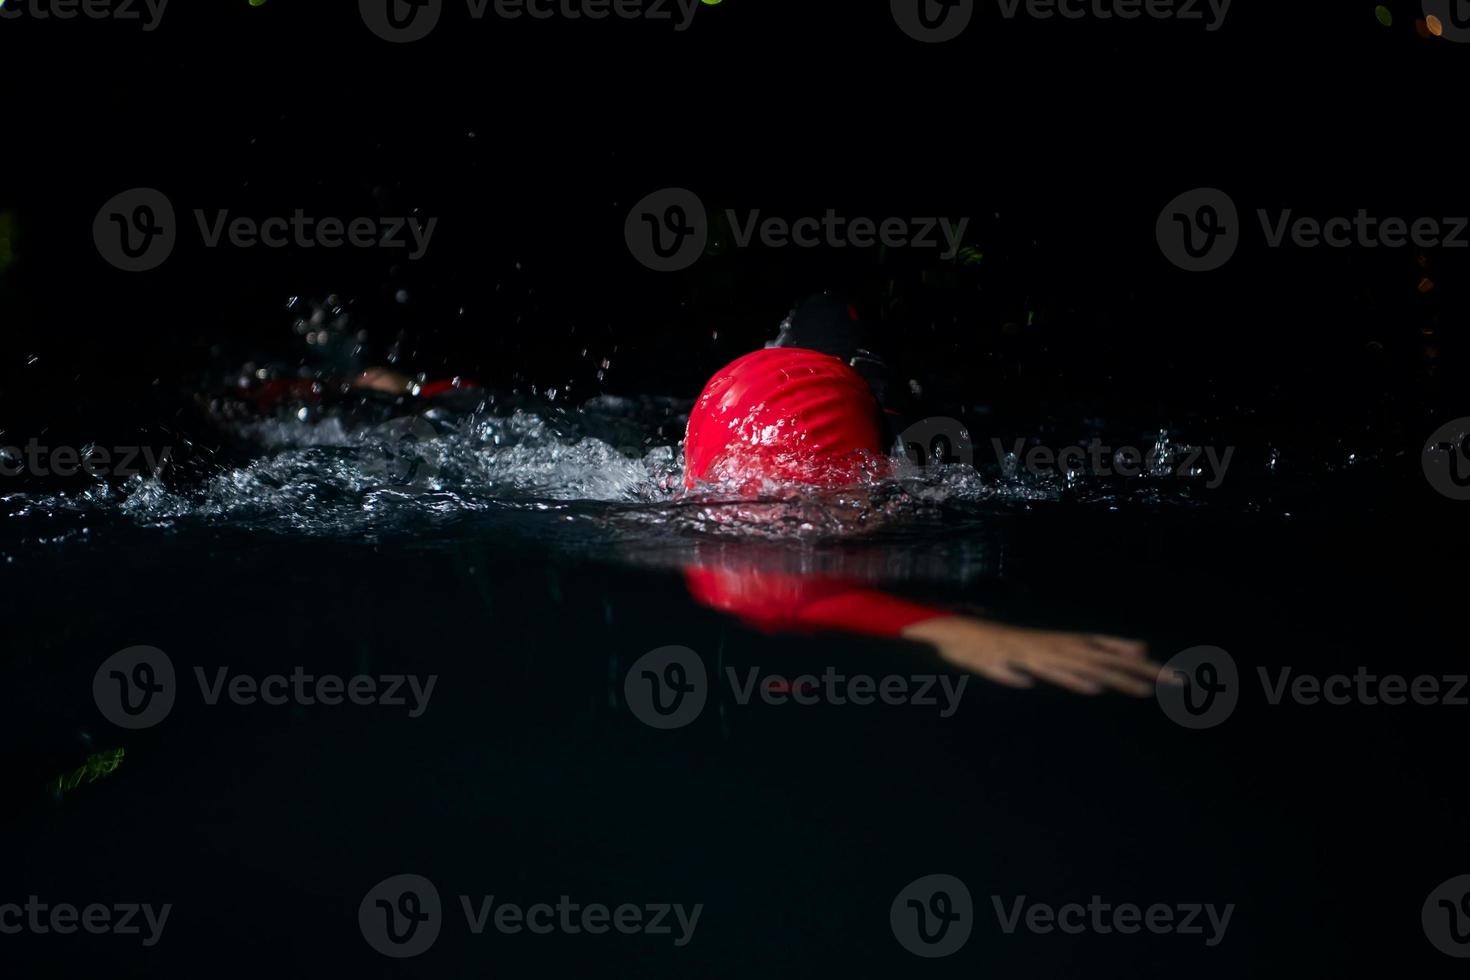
683;347;886;489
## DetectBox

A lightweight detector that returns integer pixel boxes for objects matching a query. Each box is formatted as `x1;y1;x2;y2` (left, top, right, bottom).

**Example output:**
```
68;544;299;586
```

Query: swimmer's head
683;347;887;490
767;291;867;361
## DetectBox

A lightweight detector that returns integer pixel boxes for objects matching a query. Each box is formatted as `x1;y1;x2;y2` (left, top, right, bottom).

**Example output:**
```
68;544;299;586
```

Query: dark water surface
5;1;1466;974
1;423;1458;978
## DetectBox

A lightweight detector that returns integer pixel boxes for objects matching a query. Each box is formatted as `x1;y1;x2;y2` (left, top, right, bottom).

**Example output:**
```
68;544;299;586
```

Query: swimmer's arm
790;591;1167;696
352;367;413;394
683;570;1167;696
351;368;481;399
901;616;1167;697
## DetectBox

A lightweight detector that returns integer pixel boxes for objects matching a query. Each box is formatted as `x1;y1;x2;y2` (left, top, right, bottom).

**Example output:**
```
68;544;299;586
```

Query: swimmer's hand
901;617;1170;697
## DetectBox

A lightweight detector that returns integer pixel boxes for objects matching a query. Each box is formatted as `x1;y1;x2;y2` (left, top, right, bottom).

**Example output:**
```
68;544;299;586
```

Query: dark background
3;1;1466;462
3;3;1469;979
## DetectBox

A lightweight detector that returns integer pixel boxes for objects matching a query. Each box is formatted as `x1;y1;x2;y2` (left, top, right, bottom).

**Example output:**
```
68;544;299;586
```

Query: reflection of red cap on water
683;348;886;488
680;349;944;637
684;564;942;638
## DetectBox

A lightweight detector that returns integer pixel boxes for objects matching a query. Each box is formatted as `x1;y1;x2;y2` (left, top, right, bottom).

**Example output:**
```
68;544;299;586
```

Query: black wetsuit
767;291;918;446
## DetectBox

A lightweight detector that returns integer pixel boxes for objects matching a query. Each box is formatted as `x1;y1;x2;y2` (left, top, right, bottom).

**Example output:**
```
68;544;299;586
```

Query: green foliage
48;748;126;800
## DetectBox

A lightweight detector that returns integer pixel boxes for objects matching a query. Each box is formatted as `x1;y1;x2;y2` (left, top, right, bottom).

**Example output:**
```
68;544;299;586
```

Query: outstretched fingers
1016;639;1169;696
976;660;1037;689
1017;660;1106;696
1085;634;1149;657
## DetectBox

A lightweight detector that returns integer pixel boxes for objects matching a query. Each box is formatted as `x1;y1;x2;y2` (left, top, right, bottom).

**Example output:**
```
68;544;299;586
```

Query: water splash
2;397;1252;550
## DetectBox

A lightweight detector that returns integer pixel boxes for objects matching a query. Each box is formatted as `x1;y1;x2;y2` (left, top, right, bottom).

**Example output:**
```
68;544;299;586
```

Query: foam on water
0;399;1234;573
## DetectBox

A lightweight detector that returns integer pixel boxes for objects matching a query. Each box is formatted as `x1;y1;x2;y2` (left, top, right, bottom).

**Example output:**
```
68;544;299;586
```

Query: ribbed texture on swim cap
684;348;885;489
